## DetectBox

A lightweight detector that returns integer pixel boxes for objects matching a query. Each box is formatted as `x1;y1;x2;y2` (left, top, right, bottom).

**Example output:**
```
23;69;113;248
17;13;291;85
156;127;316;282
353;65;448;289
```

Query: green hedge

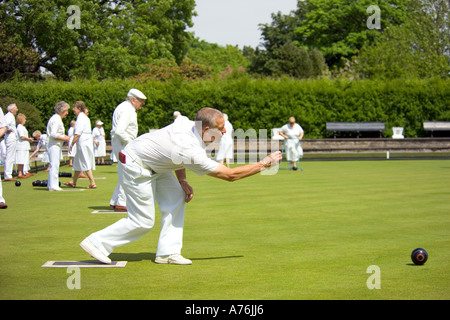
1;77;449;138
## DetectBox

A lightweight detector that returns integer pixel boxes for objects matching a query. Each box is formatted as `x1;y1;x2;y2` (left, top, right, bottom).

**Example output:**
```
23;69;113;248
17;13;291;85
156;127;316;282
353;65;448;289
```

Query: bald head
195;108;224;131
195;108;225;142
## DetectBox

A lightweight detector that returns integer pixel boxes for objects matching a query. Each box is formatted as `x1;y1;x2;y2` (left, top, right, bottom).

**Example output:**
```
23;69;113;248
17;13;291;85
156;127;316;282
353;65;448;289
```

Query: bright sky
189;0;298;48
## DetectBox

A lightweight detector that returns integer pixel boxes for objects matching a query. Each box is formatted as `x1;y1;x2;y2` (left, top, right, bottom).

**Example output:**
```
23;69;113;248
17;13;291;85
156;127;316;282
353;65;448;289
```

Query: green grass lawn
0;160;449;300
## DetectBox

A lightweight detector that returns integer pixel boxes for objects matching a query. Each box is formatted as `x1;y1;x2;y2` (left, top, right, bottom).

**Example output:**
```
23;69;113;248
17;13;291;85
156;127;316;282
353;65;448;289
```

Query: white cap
96;120;104;125
127;88;147;100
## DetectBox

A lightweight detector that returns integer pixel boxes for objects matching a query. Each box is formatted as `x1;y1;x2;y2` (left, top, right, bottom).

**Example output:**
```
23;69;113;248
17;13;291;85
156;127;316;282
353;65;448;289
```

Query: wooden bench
423;121;450;137
326;122;385;138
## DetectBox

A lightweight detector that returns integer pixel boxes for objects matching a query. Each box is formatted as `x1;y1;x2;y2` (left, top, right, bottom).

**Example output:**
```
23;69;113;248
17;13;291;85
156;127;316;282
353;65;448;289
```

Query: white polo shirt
128;116;219;176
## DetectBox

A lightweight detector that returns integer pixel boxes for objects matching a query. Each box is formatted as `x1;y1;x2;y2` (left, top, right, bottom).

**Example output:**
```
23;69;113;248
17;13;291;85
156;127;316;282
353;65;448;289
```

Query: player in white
92;120;106;165
80;107;282;265
109;89;147;212
15;113;34;178
3;104;19;181
279;117;304;170
65;101;96;189
46;101;70;191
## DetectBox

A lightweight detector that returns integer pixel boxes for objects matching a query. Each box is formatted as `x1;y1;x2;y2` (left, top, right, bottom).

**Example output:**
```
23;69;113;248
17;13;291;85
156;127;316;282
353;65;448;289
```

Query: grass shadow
109;252;155;262
190;255;244;261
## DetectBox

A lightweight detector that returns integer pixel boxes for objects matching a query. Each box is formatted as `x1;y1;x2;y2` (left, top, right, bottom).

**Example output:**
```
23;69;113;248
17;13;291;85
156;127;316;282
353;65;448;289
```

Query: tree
0;26;40;81
258;0;409;69
248;41;327;79
356;0;449;79
0;0;196;80
186;38;249;74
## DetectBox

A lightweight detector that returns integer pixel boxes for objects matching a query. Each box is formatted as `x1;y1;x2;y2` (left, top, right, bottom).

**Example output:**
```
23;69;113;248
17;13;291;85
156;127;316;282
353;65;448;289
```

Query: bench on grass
326;122;385;138
423;121;450;137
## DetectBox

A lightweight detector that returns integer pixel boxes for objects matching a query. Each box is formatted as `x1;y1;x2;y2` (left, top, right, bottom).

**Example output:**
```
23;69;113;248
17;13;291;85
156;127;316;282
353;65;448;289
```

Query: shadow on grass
109;252;244;263
89;206;114;211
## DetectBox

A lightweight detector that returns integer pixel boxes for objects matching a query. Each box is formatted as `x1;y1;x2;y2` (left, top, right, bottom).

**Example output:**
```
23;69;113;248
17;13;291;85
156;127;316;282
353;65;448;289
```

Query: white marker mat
42;261;127;268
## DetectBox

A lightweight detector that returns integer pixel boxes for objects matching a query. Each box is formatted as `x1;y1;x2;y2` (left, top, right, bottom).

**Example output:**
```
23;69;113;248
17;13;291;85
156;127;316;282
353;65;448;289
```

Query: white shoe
79;238;111;264
155;254;192;265
49;187;63;191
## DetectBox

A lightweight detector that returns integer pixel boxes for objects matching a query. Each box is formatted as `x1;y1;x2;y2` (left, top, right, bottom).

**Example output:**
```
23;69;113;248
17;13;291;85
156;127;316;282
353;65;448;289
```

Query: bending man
80;108;281;265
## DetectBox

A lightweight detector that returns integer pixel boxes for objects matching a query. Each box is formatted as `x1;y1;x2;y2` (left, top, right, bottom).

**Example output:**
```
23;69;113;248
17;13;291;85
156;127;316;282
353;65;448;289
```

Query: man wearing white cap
109;89;147;212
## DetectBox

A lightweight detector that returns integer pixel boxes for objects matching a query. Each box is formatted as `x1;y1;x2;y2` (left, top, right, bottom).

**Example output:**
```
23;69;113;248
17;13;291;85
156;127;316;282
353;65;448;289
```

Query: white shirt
4;112;17;142
74;112;92;143
128;116;219;176
281;123;303;140
47;114;65;147
92;127;105;143
111;100;138;145
16;124;31;151
0;109;6;129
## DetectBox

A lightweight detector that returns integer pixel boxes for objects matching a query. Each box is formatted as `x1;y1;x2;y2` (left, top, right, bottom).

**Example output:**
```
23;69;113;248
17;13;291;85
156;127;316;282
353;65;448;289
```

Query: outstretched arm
208;151;282;182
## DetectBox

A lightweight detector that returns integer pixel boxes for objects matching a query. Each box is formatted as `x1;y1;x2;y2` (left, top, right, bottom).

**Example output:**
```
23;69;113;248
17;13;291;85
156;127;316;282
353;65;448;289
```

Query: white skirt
94;139;107;157
285;139;303;162
73;139;95;171
15;150;30;165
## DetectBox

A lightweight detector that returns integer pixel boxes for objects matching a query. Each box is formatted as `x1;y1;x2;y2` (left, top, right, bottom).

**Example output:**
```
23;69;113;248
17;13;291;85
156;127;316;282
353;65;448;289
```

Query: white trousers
89;156;186;257
109;137;126;207
47;144;61;190
4;138;17;179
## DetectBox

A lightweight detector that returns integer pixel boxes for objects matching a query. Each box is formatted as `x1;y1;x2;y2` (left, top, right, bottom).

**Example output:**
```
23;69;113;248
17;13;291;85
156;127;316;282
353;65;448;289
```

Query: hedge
0;77;449;139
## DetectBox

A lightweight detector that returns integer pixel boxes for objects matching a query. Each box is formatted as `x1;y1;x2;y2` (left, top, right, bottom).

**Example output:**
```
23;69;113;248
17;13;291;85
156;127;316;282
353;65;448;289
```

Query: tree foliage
357;0;450;79
1;78;448;139
0;0;196;80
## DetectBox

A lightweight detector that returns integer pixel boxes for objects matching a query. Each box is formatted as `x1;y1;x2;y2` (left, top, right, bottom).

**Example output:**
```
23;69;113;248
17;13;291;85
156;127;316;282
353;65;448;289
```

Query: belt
120;147;157;174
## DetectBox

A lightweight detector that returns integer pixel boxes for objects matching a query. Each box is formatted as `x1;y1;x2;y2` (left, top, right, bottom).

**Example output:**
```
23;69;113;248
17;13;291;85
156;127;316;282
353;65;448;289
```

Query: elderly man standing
3;104;19;181
80;107;282;265
109;89;147;212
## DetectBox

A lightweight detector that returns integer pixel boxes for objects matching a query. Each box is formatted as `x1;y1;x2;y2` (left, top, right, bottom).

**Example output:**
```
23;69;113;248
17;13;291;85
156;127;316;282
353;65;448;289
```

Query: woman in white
64;101;96;189
46;101;70;191
15;113;34;178
92;120;106;165
216;113;234;168
279;116;304;170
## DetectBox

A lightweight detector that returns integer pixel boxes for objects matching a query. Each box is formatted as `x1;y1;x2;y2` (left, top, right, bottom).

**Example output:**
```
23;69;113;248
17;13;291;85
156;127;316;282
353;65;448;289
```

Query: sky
188;0;299;49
